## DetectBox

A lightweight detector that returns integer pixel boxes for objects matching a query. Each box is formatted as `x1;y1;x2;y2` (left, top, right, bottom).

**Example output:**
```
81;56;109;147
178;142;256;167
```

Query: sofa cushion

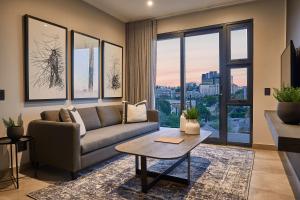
40;110;60;122
80;122;159;154
59;108;72;123
77;107;101;131
68;106;86;137
126;100;148;123
96;106;122;127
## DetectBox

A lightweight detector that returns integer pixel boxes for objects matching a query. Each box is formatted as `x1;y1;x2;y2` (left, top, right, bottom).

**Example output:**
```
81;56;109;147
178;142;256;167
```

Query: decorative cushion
124;100;148;123
40;110;60;122
77;107;101;131
96;106;122;127
59;108;72;123
68;106;86;137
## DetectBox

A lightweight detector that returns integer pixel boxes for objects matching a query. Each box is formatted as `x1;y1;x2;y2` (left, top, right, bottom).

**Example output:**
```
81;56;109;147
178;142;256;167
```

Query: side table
0;136;33;189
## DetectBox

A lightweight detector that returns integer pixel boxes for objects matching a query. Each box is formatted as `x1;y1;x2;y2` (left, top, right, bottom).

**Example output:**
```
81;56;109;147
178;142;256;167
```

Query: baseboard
252;143;277;150
0;162;31;176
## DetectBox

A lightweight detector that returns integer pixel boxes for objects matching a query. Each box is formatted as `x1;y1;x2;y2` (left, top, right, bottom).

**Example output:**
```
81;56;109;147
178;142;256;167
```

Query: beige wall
0;0;125;169
157;0;286;145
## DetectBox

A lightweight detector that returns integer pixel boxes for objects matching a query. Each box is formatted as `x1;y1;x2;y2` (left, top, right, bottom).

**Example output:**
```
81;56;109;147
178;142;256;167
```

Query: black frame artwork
24;15;68;102
71;30;100;100
101;41;123;99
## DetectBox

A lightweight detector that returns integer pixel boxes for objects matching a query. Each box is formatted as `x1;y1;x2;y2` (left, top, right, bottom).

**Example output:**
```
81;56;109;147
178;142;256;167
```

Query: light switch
264;88;271;96
0;90;4;100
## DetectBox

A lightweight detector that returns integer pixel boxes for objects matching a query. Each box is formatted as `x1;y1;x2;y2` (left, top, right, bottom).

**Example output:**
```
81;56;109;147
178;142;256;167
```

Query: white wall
157;0;286;145
0;0;125;169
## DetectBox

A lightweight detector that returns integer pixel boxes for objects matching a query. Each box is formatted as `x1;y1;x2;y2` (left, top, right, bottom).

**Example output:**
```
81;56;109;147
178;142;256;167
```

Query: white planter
180;114;186;132
185;119;200;135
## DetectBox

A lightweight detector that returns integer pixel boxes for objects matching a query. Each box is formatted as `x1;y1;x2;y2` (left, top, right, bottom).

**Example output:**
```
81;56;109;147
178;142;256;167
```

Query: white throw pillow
67;105;86;137
126;100;147;123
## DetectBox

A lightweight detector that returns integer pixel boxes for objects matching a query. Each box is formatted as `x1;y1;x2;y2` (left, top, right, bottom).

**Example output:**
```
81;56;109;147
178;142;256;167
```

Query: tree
232;89;244;100
203;95;218;107
157;99;171;115
196;103;211;122
229;106;248;118
166;113;180;128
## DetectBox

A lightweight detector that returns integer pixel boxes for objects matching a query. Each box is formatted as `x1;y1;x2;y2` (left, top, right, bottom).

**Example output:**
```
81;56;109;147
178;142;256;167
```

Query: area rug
28;144;254;200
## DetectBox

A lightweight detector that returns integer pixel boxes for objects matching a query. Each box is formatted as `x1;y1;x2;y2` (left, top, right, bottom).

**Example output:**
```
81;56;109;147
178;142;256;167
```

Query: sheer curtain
125;19;157;109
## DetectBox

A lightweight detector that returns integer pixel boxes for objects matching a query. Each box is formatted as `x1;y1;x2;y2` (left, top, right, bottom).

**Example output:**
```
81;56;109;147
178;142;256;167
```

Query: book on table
155;137;184;144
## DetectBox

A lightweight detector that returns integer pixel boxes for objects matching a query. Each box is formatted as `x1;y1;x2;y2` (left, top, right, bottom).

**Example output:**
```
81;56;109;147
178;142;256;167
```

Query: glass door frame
156;19;253;147
225;20;253;147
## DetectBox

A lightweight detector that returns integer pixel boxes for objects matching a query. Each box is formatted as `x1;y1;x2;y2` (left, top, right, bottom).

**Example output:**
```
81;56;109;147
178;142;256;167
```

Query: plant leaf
17;114;23;127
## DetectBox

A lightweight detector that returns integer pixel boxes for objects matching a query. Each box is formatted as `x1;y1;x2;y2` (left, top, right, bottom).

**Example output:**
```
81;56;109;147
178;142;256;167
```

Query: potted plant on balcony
2;114;24;140
185;107;200;135
273;86;300;124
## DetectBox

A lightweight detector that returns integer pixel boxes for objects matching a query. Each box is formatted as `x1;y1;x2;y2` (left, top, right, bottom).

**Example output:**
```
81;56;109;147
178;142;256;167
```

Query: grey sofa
28;104;159;178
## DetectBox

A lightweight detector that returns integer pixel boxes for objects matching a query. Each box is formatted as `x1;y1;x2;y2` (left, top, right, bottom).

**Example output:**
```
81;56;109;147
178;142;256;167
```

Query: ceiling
83;0;256;22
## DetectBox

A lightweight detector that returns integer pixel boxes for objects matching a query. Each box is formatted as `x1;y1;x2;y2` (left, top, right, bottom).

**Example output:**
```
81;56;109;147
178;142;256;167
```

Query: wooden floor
0;147;295;200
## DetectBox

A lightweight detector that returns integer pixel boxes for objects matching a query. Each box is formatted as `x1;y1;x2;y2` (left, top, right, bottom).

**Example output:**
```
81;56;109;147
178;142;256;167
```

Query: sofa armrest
27;120;81;172
147;110;160;123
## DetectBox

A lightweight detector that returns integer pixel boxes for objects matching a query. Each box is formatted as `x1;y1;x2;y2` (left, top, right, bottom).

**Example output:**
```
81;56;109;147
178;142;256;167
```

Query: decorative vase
277;102;300;124
7;126;24;141
180;114;187;132
185;119;200;135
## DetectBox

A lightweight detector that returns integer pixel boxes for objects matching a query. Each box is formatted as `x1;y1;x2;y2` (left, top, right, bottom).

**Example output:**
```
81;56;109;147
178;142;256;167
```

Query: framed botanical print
24;15;68;102
71;31;100;100
101;41;123;99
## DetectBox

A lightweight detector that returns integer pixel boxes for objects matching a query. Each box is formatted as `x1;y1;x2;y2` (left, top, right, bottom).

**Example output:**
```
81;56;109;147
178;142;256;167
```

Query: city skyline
157;32;247;87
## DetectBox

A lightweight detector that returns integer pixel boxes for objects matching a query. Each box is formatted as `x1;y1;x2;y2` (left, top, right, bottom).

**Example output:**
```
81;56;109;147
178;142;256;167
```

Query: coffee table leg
136;153;191;193
135;155;139;174
141;156;148;193
187;152;191;184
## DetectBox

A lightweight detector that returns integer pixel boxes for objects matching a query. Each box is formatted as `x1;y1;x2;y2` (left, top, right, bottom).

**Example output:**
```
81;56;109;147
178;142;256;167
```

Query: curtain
125;19;157;109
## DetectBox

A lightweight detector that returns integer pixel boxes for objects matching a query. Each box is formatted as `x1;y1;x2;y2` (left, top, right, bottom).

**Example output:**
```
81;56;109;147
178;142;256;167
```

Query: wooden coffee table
115;128;212;193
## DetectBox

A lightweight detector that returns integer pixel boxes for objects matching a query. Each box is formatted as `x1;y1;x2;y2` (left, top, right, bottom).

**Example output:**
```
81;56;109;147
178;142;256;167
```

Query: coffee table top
115;128;212;159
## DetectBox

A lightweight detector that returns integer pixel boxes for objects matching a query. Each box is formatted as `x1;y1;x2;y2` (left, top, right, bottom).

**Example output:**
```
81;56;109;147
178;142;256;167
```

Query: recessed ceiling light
147;0;153;7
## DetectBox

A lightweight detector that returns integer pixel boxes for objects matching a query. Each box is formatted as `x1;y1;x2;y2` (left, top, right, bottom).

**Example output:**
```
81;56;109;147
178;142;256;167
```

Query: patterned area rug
28;144;254;200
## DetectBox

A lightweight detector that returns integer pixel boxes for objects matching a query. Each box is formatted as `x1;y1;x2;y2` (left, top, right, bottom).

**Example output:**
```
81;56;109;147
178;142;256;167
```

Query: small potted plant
185;107;200;135
273;86;300;124
2;114;24;140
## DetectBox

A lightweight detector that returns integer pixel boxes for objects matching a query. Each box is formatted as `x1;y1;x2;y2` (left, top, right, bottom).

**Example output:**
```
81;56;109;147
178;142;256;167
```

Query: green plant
2;114;23;128
186;107;199;120
273;87;300;102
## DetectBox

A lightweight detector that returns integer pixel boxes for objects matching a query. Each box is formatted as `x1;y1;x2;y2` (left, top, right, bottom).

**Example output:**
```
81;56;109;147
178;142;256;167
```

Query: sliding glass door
185;31;222;140
156;38;181;128
155;20;253;146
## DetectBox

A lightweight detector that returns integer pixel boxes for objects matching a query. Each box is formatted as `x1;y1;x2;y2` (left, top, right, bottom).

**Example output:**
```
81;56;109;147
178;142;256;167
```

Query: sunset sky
156;31;247;87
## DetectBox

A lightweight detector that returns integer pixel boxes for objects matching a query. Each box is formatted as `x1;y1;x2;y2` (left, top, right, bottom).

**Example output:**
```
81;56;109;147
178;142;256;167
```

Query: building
199;71;220;96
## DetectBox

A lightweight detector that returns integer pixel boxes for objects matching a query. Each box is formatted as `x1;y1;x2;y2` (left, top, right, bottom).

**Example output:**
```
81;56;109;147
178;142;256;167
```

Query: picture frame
24;15;68;102
71;31;100;100
101;41;123;99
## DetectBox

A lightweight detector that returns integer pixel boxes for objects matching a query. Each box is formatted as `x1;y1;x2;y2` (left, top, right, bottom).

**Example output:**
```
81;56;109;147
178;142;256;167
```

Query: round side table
0;136;33;189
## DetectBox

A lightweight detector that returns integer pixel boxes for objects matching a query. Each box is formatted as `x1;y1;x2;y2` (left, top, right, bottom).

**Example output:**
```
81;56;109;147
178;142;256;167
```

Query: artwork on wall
24;15;68;102
71;31;100;100
102;41;123;99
